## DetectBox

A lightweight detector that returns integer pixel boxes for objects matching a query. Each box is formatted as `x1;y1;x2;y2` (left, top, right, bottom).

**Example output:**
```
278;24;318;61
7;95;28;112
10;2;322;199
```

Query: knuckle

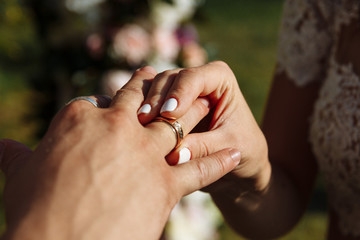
116;86;143;97
199;140;211;157
103;108;130;128
133;67;155;79
62;102;85;121
211;60;230;70
173;69;201;95
161;69;179;77
50;103;88;133
178;67;199;78
154;69;178;82
194;160;208;187
209;61;235;80
212;153;228;174
153;71;166;81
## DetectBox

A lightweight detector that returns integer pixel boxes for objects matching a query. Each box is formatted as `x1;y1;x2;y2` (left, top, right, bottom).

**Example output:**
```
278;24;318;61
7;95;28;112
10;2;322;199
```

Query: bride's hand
138;61;271;196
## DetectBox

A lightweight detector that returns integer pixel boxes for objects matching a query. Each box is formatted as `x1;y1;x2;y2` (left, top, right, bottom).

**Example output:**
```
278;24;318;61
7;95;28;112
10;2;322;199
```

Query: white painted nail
178;147;191;164
160;98;178;113
138;104;151;115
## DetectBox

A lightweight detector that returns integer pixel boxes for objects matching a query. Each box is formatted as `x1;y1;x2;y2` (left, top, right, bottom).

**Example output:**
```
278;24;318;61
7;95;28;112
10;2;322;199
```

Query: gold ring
153;117;184;149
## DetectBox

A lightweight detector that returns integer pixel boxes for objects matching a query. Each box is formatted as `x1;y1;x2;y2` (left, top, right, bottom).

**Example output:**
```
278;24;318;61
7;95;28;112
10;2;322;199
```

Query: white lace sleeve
276;0;333;87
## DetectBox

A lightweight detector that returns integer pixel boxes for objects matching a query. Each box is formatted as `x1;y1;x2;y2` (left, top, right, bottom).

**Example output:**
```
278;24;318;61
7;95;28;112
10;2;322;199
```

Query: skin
0;66;241;240
139;61;321;239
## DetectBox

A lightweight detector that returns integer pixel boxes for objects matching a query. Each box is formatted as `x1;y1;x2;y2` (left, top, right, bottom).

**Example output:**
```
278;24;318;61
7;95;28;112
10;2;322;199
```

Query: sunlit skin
138;61;318;239
0;66;241;240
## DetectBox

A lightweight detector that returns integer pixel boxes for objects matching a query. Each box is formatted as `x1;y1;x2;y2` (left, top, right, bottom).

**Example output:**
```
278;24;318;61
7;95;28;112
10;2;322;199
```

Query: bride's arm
210;70;321;238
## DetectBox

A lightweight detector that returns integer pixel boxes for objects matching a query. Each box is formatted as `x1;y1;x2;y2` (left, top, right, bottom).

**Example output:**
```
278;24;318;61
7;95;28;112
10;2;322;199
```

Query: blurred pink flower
153;27;180;62
176;24;199;46
113;24;151;66
86;33;104;59
101;70;133;96
181;42;207;67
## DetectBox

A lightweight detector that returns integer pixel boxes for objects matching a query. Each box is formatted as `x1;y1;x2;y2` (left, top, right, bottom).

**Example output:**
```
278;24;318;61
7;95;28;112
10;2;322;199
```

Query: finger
159;61;238;119
165;130;223;165
94;95;112;108
173;148;241;196
58;95;112;126
146;97;210;157
111;66;157;113
137;69;181;125
66;95;111;110
0;139;33;178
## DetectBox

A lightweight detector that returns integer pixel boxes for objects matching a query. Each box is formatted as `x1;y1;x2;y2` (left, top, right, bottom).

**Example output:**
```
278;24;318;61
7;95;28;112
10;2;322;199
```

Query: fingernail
229;149;241;164
199;97;210;108
138;104;152;115
161;98;178;113
178;147;191;164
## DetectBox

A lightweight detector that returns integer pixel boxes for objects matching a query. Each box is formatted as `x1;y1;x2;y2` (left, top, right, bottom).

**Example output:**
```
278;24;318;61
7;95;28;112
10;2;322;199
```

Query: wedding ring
66;96;100;108
154;117;184;149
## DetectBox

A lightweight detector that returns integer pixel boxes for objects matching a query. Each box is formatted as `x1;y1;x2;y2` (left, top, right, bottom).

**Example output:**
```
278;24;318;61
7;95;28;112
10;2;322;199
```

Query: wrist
209;157;272;208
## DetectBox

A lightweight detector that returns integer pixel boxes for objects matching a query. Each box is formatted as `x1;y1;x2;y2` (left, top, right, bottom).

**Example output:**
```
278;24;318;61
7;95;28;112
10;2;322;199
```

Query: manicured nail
229;149;241;164
138;104;151;115
161;98;178;113
178;147;191;164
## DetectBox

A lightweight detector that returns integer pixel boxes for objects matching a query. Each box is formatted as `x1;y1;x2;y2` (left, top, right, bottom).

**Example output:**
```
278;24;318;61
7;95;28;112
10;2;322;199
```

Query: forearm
1;168;174;240
211;165;307;239
2;193;172;240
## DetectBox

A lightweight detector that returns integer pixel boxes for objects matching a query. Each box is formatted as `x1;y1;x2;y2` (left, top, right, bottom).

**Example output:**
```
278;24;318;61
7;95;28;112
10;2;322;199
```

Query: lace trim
276;0;333;87
278;0;360;236
335;0;360;32
310;60;360;236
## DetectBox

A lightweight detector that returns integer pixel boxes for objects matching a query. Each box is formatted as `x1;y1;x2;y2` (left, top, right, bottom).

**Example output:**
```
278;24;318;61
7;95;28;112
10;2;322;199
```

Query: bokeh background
0;0;328;239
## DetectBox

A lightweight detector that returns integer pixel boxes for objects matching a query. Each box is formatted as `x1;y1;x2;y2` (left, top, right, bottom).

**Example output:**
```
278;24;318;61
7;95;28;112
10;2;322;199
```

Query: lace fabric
277;0;360;236
276;0;333;86
311;60;360;236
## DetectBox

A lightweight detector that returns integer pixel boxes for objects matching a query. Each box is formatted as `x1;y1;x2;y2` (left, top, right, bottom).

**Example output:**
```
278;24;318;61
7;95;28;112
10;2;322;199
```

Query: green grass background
196;0;281;121
0;0;328;238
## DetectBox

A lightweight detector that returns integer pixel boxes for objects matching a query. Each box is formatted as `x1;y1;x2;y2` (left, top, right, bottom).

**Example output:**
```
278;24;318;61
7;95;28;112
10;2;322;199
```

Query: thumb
174;148;241;196
0;139;33;178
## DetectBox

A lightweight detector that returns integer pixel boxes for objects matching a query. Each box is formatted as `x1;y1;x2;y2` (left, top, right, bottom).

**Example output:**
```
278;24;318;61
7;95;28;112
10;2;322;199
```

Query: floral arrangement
74;0;208;95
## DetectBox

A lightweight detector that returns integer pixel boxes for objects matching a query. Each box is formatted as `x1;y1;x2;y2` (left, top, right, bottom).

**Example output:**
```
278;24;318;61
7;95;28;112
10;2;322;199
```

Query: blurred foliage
0;0;42;146
0;0;40;67
196;0;282;121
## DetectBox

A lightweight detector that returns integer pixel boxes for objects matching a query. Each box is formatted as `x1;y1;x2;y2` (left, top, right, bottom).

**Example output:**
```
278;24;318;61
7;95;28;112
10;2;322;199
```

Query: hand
0;66;241;240
138;61;270;197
